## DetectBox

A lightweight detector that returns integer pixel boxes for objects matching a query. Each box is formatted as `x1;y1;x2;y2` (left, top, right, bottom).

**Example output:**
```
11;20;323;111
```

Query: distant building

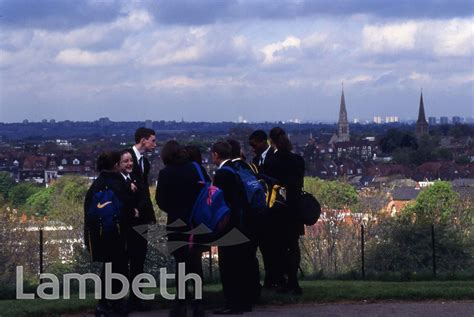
415;92;429;137
145;120;153;129
428;117;437;125
385;116;399;123
373;116;382;124
337;88;350;142
440;116;449;125
452;116;462;124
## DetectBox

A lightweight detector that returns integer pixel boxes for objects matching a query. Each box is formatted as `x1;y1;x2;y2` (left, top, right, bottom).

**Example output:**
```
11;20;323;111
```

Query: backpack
298;191;321;226
85;184;123;261
251;168;287;210
222;161;267;214
189;162;231;232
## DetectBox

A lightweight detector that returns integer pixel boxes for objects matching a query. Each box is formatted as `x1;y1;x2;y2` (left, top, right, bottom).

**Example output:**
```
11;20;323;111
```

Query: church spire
337;86;350;142
416;91;429;137
417;91;427;124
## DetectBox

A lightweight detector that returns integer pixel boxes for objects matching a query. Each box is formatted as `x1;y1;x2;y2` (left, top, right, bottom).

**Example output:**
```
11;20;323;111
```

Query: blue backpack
222;161;267;214
189;162;231;232
87;187;123;236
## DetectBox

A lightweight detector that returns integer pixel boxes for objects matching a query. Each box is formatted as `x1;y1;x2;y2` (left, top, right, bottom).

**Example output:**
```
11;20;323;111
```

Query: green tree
25;187;53;216
0;172;15;199
402;181;459;224
7;183;41;208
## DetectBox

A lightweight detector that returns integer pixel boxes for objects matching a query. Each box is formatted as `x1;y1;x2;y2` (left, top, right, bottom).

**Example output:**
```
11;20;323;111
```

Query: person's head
185;145;203;164
134;127;156;153
211;141;232;165
161;140;189;166
227;139;241;159
249;130;269;156
269;127;293;151
119;150;134;174
96;151;121;172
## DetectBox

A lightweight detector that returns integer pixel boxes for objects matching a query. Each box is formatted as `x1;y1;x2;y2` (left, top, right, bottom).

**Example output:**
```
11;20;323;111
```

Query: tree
402;181;459;224
25;187;53;216
0;172;15;199
7;183;41;208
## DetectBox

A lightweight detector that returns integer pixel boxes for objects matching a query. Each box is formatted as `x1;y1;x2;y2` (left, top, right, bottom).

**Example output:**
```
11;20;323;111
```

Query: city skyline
0;0;472;123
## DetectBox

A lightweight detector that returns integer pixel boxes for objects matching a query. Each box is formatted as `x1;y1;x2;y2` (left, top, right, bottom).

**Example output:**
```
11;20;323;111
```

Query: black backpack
298;191;321;226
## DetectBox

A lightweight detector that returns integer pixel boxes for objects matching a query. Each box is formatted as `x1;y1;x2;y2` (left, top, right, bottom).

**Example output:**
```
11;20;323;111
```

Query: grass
1;280;473;316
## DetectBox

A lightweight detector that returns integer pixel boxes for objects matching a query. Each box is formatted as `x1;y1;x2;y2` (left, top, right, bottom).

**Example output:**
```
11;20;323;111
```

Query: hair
185;145;203;164
211;141;232;160
96;151;121;172
161;140;189;166
269;127;293;151
249;130;268;143
227;139;241;159
134;127;156;144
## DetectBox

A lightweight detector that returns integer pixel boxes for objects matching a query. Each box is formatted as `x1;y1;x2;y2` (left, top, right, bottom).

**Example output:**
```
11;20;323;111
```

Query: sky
0;0;472;123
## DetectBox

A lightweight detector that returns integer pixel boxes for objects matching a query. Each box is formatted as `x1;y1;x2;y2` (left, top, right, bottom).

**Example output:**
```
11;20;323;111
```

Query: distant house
386;186;422;216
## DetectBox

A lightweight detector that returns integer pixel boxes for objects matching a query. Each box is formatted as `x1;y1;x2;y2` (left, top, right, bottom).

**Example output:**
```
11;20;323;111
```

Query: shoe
212;308;243;315
169;305;187;317
128;298;150;312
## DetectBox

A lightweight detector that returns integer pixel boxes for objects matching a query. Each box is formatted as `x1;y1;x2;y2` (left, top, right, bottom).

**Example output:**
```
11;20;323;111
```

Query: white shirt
132;145;144;172
218;159;231;169
121;172;131;181
259;145;272;165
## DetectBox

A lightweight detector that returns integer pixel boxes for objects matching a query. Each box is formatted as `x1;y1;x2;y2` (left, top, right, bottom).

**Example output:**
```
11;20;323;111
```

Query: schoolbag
85;185;123;261
298;191;321;226
249;167;287;210
222;161;267;214
189;162;231;232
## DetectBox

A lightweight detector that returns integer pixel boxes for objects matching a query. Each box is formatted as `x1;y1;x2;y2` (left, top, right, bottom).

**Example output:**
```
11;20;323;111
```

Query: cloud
55;49;124;66
433;19;473;57
260;36;301;64
363;22;417;53
147;0;473;25
0;0;123;30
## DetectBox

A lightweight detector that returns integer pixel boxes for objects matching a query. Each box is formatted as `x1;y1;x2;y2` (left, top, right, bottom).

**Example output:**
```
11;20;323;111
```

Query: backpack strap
221;166;235;174
192;162;206;182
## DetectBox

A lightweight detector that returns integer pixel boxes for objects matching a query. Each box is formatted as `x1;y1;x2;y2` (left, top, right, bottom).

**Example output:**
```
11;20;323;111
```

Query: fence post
209;247;213;280
431;224;436;278
39;228;44;276
361;224;365;279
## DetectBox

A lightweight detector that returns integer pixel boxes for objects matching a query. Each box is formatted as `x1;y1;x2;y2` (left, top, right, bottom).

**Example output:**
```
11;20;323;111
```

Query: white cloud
409;72;431;82
55;48;124;66
363;22;417;53
260;36;301;64
433;19;473;57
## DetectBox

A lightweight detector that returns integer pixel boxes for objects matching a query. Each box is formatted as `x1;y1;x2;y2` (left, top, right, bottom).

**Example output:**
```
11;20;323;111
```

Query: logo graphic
96;201;112;209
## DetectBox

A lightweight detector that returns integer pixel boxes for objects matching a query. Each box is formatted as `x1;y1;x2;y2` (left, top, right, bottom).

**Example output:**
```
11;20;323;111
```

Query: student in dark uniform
265;127;305;295
248;130;284;289
227;139;262;303
156;141;209;317
212;141;255;315
125;127;157;311
84;151;129;316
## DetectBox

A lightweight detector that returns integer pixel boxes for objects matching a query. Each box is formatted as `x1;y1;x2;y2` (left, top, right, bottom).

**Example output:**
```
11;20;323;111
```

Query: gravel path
68;301;474;317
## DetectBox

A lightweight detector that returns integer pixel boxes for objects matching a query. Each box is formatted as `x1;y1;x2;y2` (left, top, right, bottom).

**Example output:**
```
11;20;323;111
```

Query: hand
134;208;140;218
130;183;138;192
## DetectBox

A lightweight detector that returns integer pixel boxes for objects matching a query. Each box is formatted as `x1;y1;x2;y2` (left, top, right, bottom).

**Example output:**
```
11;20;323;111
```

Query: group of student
84;126;306;317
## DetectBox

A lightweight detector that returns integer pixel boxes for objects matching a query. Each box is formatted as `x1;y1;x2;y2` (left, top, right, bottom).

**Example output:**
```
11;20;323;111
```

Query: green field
1;280;473;316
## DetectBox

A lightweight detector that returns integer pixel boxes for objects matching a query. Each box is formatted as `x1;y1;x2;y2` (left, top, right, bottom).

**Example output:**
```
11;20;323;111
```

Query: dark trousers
127;226;148;303
172;246;204;305
286;235;301;288
218;241;258;310
100;236;128;304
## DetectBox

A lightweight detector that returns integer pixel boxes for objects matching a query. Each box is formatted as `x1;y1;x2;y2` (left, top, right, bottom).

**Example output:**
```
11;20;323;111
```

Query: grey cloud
0;0;123;30
148;0;473;25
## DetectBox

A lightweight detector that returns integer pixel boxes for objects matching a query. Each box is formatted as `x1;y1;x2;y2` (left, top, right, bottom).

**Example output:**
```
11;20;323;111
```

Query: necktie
139;156;144;173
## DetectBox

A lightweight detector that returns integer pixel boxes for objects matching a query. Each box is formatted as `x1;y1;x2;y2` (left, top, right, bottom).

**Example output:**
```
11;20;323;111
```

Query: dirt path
70;301;474;317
